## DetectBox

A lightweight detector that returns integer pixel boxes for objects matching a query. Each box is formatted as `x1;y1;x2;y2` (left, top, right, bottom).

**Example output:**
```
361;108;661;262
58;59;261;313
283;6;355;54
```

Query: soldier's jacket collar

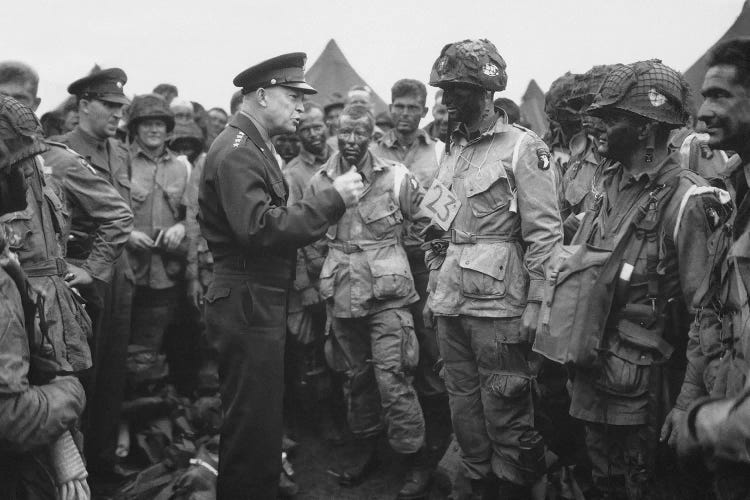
450;112;514;145
379;128;433;149
323;150;390;183
612;153;676;191
130;141;175;163
297;143;332;167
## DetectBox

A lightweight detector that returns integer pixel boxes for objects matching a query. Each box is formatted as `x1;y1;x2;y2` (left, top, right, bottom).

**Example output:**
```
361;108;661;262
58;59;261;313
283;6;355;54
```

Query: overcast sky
5;0;745;115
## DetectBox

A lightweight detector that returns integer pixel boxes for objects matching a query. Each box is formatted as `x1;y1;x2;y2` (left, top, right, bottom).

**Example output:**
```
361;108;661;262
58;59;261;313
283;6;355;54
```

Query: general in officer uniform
198;53;363;500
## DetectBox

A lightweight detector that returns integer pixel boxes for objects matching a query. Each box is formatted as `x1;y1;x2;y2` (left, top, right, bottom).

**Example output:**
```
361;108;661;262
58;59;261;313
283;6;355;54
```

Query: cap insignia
648;88;666;107
482;63;499;77
270;78;277;85
116;81;123;89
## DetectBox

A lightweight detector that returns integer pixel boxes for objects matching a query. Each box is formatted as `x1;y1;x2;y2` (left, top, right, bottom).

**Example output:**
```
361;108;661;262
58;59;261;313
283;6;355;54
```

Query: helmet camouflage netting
587;60;690;127
0;95;48;170
429;39;507;92
545;72;579;122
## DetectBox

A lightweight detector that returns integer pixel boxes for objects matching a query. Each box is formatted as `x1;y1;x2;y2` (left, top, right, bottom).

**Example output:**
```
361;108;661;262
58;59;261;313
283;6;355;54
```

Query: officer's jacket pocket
318;257;337;301
465;162;513;217
459;244;507;299
367;246;413;300
204;286;230;304
486;372;530;399
358;193;403;237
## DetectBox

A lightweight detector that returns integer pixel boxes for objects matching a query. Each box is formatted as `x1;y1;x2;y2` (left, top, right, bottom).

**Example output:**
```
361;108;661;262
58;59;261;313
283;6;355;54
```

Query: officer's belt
214;255;293;281
23;258;68;278
327;238;398;254
448;229;519;245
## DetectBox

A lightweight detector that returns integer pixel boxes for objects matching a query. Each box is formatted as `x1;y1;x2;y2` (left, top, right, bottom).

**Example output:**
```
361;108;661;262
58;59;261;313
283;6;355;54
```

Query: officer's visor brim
278;82;317;95
96;94;131;105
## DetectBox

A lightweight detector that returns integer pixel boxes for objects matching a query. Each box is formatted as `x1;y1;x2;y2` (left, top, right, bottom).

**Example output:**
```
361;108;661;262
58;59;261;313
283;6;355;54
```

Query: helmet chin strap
644;126;656;163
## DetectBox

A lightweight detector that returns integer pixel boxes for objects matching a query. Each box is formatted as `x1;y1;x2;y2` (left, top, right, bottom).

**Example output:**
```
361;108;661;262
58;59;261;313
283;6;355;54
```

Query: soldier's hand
163;223;186;251
332;166;364;207
64;264;94;287
187;279;203;310
660;407;685;447
128;230;155;250
422;302;434;329
520;302;541;341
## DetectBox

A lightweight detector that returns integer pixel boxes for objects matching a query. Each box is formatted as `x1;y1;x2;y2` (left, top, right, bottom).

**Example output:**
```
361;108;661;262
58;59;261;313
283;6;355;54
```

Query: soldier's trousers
330;308;425;454
409;256;446;397
437;315;544;486
204;268;289;500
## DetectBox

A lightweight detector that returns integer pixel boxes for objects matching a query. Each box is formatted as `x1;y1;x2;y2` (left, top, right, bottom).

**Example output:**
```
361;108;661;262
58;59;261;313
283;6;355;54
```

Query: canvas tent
684;0;750;108
519;79;549;137
306;39;388;114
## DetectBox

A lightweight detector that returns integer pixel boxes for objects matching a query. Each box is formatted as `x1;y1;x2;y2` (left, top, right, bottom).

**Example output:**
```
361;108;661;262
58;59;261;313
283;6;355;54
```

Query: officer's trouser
331;308;425;454
437;315;544;486
0;452;56;500
85;253;133;468
204;268;289;500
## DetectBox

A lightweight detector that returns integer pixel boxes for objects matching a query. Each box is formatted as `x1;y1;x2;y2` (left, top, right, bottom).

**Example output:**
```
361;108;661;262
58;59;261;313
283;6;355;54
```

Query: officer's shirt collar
72;126;107;152
241;111;272;148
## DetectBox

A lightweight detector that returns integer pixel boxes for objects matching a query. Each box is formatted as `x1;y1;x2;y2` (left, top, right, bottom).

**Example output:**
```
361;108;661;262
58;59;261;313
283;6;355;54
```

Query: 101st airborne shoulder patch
537;149;551;170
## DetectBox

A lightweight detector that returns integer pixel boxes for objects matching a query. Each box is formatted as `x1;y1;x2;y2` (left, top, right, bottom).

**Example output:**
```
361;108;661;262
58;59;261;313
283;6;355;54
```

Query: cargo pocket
1;207;34;253
459;244;507;298
486;372;531;399
318;258;337;300
465;162;513;217
367;248;412;300
594;337;653;397
204;286;230;304
399;313;419;372
358;192;403;236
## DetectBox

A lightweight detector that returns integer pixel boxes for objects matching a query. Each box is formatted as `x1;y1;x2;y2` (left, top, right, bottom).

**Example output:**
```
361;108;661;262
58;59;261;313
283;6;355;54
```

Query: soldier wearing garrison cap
53;66;136;472
198;52;364;500
423;39;562;499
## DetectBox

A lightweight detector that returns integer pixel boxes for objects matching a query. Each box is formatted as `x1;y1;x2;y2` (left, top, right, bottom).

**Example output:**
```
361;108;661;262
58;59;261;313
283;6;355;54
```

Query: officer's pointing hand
333;166;365;208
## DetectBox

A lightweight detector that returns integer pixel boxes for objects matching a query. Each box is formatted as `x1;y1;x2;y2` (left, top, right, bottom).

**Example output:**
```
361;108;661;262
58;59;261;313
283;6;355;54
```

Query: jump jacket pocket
358;193;403;237
318;257;337;301
459;244;507;299
367;248;412;300
465;162;513;217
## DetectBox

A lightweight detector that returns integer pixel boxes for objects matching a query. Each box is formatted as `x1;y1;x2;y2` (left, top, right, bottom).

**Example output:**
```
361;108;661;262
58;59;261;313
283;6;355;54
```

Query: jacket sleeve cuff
83;260;112;284
527;279;546;303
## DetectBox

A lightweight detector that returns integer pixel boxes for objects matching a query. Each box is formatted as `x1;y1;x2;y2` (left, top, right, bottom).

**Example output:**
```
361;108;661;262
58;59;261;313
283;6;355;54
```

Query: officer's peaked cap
233;52;317;95
68;68;129;105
